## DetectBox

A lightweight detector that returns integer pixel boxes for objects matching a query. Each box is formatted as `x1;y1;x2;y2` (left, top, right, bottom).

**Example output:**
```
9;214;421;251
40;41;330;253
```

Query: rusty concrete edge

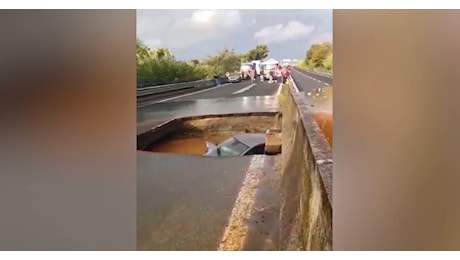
142;111;280;134
288;83;333;206
137;112;281;150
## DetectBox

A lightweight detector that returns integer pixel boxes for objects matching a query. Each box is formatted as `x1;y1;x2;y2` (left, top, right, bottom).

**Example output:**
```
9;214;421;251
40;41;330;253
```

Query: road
138;80;280;107
137;96;280;135
290;67;332;91
137;69;332;142
136;69;333;250
138;68;332;116
137;152;281;250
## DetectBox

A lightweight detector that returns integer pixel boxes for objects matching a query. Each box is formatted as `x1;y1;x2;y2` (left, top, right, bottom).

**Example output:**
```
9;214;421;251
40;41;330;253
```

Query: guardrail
137;79;219;98
136;77;230;98
293;67;333;78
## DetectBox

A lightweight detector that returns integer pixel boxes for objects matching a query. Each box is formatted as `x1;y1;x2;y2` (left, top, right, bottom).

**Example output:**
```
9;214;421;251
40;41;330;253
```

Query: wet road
137;152;281;250
139;80;280;107
137;70;333;134
291;67;332;91
137;96;280;135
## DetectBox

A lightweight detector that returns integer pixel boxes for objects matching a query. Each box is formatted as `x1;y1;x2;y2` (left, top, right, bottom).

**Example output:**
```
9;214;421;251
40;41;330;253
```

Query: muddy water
306;87;333;148
312;111;333;148
146;133;233;155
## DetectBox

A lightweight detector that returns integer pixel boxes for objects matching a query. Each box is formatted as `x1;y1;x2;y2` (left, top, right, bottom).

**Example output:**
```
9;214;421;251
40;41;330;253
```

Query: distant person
214;75;221;86
274;66;282;83
259;66;264;82
268;68;275;84
281;66;290;83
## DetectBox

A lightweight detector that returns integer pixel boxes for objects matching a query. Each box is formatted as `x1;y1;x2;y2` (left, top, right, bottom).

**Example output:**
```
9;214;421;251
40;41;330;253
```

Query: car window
245;144;265;155
217;137;250;156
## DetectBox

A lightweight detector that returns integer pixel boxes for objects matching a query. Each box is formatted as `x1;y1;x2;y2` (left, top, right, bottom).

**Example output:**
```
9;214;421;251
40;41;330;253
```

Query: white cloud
136;10;332;60
170;9;242;47
254;21;315;44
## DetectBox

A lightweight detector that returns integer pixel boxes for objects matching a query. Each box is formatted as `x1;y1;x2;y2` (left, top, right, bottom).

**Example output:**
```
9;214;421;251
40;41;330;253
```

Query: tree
323;53;333;71
136;38;152;62
137;40;277;87
136;39;208;87
244;44;269;61
203;48;241;76
305;42;332;70
153;48;174;60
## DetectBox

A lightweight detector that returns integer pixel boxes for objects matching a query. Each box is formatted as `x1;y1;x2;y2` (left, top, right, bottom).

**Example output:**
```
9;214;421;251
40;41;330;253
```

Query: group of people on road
266;65;291;84
227;62;292;85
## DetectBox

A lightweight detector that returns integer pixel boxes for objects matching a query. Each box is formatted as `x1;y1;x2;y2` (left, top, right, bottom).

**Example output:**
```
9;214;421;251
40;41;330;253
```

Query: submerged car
204;133;266;157
227;73;242;83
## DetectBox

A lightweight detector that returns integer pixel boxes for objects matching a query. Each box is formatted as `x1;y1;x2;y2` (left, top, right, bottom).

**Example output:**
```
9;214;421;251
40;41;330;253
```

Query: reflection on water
306;87;333;148
146;133;232;155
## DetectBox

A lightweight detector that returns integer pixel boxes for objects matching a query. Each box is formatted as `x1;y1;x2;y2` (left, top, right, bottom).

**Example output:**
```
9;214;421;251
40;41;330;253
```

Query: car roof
233;133;266;147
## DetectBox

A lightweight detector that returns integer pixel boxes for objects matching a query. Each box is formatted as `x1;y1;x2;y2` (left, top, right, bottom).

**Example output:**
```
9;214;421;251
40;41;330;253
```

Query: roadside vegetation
137;39;269;88
298;42;333;73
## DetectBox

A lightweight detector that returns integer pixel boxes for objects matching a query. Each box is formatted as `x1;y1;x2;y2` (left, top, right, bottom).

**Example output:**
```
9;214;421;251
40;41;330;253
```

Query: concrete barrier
278;82;333;250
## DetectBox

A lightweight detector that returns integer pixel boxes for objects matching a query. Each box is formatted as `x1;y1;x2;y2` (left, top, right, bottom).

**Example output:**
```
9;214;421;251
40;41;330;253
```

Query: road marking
276;83;283;95
289;76;300;93
151;83;231;104
294;69;330;86
232;83;256;94
218;156;265;251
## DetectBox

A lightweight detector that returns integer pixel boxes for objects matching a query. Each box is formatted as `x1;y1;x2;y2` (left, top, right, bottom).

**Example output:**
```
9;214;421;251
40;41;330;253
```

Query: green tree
136;38;152;62
323;53;333;71
203;48;241;76
305;42;332;70
136;39;207;87
244;44;269;61
153;48;174;60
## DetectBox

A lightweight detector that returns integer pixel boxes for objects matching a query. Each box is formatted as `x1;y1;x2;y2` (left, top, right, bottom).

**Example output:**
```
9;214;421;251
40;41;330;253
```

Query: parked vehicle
203;133;266;157
261;59;279;81
227;72;242;83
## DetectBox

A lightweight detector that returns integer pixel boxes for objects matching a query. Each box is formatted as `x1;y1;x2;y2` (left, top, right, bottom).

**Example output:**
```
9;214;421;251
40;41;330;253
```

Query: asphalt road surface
139;79;281;107
137;152;281;251
290;68;332;92
137;96;280;134
139;70;332;108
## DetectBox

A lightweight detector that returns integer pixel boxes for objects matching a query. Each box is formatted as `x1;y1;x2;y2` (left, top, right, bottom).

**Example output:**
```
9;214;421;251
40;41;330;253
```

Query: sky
137;9;332;61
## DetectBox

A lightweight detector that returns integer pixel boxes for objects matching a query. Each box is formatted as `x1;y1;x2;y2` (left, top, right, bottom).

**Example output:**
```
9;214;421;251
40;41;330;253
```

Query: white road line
152;83;231;104
276;83;283;95
232;83;256;94
294;70;329;86
218;156;265;251
289;76;300;93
